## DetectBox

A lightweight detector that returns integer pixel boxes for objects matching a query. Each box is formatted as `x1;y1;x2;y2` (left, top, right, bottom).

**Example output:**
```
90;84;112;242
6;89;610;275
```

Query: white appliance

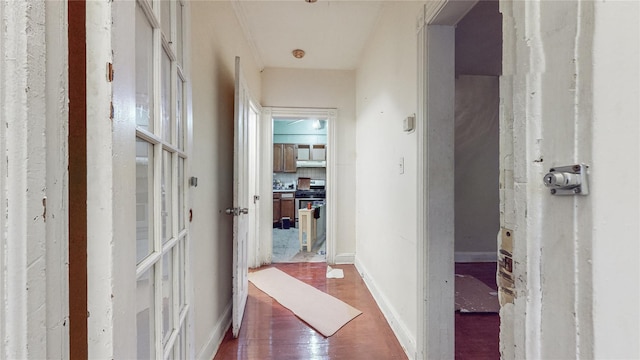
294;179;326;226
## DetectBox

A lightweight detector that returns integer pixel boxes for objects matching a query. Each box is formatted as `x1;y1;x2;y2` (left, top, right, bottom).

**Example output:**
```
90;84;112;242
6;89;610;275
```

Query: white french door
231;56;251;337
134;0;190;358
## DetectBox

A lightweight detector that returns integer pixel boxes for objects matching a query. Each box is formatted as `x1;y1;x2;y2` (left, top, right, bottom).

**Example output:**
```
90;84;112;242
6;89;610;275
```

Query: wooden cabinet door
281;197;295;221
273;144;284;172
283;144;296;172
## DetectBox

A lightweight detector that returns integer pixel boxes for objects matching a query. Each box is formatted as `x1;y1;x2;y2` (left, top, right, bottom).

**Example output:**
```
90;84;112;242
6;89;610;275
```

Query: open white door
229;56;251;338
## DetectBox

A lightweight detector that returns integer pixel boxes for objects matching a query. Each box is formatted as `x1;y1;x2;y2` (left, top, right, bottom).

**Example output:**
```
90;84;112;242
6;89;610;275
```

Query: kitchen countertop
273;188;296;193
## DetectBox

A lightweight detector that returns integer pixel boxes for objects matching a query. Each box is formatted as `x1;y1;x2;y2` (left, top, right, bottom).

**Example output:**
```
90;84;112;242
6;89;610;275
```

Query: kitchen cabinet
311;144;326;161
273;144;283;173
281;196;295;222
273;191;295;226
273;193;281;223
296;144;325;162
273;143;296;173
297;145;310;160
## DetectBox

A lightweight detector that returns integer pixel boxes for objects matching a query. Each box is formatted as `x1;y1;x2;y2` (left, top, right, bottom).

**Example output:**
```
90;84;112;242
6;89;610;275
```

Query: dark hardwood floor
213;263;407;360
455;262;500;360
213;262;499;360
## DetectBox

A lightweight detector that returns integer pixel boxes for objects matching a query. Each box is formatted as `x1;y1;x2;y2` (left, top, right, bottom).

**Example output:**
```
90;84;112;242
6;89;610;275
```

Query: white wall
354;2;424;357
190;2;262;358
261;68;356;261
500;0;639;358
591;1;639;357
454;76;499;258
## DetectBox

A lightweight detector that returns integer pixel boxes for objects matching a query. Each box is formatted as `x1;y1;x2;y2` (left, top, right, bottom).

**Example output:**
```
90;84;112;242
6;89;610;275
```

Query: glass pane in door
135;4;154;131
137;268;155;359
176;1;184;65
161;50;172;142
162;249;174;345
176;77;184;150
178;238;185;309
178;156;185;231
136;138;154;263
162;151;173;243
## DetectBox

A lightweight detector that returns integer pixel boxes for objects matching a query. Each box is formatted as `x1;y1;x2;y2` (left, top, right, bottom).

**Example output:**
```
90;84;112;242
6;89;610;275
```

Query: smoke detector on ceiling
305;0;318;3
292;49;306;59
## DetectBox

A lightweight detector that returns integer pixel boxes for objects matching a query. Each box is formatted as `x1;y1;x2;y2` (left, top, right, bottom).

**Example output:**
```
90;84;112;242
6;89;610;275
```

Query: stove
294;189;326;198
294;179;326;225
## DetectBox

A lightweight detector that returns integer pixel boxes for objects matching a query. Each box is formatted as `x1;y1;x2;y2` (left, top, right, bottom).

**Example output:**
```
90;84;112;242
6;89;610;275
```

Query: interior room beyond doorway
272;117;328;263
452;1;502;358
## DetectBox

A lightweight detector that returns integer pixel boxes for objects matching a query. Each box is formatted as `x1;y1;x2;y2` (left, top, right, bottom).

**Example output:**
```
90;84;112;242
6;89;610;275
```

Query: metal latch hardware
225;207;249;216
543;164;589;195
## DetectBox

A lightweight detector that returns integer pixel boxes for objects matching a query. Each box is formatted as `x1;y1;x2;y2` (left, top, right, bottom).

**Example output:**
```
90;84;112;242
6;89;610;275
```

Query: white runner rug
248;267;362;337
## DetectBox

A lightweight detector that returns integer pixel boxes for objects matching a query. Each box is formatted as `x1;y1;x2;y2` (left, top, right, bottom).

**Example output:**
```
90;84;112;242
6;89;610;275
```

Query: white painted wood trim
0;0;5;353
415;1;478;359
454;252;498;263
258;107;274;266
326;110;338;265
195;302;232;360
86;1;117;358
44;0;71;357
0;1;58;358
424;0;478;25
333;253;355;265
182;1;196;356
355;258;415;360
110;0;139;358
415;9;427;358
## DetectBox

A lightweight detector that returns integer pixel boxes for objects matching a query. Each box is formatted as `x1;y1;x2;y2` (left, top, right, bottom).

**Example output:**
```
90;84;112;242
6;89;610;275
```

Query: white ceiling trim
231;0;265;71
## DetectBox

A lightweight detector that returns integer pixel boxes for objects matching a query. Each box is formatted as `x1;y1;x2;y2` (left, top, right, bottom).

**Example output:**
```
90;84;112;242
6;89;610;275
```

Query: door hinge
107;62;114;82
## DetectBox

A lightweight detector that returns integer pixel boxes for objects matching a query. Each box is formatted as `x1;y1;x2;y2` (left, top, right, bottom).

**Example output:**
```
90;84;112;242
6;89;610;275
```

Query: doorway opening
416;0;504;358
259;107;337;265
271;116;328;263
452;1;502;358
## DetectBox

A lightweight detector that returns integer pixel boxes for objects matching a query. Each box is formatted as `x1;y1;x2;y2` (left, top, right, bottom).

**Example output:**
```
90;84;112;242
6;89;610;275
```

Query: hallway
213;263;407;359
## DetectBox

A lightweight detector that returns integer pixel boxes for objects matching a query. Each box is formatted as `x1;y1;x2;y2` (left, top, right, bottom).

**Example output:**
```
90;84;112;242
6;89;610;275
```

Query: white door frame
258;107;337;266
415;1;478;359
247;99;262;269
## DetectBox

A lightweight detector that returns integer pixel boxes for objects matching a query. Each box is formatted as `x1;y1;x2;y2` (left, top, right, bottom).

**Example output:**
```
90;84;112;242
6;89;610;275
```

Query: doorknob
225;207;249;216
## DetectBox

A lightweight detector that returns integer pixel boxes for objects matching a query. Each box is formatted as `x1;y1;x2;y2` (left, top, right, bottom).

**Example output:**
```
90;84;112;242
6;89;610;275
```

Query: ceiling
232;0;384;71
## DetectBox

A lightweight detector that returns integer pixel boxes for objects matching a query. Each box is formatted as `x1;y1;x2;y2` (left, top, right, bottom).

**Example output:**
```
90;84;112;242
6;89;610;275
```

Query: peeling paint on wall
498;228;515;305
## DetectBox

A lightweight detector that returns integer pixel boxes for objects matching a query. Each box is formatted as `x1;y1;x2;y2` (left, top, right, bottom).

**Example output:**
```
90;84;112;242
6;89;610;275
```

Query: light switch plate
403;114;415;132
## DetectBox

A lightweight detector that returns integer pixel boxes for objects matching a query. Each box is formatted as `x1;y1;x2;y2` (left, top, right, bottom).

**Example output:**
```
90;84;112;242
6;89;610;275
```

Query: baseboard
333;252;355;264
354;257;416;360
454;251;497;263
195;301;232;360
